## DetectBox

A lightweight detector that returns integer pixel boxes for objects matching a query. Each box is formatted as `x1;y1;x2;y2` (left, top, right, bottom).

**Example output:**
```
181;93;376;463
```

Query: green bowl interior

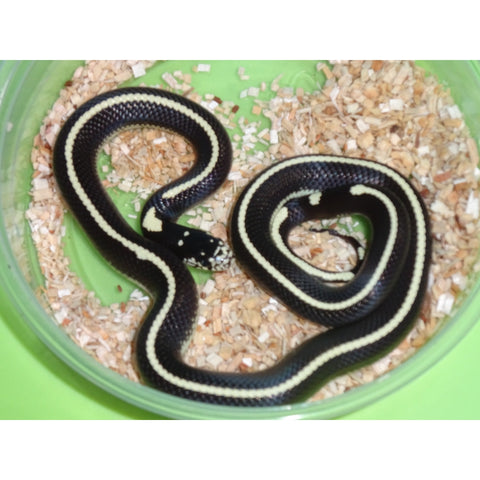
1;60;479;419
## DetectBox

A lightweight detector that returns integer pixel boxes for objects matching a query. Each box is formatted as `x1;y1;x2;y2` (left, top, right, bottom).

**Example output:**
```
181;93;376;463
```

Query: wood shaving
26;60;480;405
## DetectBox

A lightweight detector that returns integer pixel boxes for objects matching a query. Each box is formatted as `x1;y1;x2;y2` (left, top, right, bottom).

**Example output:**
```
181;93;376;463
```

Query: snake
53;86;431;407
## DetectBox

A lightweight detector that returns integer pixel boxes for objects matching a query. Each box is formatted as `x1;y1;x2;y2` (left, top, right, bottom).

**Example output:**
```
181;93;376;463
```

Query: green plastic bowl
1;60;480;419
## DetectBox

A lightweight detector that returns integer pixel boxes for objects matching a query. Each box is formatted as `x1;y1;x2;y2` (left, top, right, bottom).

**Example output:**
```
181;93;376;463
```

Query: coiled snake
53;87;431;406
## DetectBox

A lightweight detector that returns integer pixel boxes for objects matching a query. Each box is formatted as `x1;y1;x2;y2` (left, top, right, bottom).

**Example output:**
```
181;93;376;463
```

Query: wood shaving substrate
26;60;480;404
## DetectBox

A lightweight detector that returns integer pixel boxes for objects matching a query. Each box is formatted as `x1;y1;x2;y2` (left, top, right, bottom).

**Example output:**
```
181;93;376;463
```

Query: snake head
142;207;232;272
184;237;233;272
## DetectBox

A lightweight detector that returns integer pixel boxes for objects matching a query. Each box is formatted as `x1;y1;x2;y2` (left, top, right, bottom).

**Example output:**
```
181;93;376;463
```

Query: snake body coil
53;87;431;406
